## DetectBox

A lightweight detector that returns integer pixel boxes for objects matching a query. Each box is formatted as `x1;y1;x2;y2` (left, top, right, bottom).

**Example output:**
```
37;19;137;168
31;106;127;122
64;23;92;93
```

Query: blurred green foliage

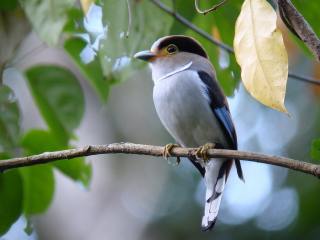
20;165;55;215
0;0;319;238
0;169;23;235
310;139;320;161
25;65;85;144
65;37;109;101
20;0;76;46
0;86;20;151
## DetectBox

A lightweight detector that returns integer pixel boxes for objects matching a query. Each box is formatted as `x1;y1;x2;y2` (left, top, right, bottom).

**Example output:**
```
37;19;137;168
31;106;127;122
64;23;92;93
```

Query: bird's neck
151;61;193;84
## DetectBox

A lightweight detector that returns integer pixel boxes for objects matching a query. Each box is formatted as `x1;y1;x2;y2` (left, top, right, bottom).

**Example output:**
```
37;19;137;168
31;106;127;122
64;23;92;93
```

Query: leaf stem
126;0;132;38
194;0;227;15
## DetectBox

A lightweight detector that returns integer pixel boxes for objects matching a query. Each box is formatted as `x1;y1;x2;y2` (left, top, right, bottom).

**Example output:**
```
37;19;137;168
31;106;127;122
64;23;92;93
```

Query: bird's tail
201;159;231;231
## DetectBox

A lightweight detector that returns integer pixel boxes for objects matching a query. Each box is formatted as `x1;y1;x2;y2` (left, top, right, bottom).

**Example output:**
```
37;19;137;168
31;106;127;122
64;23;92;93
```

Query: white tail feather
201;159;227;231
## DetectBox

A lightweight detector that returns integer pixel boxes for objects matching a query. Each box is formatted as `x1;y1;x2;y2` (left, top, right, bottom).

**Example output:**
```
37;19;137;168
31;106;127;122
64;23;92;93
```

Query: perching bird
134;35;244;231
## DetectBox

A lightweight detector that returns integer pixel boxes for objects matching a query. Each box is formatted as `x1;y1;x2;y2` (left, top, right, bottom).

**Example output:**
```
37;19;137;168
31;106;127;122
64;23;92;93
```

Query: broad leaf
64;37;110;101
21;129;91;186
25;65;85;144
0;152;10;159
169;0;196;34
63;8;85;34
20;0;76;46
20;165;55;215
0;9;30;67
21;129;65;153
80;0;94;13
0;170;23;235
98;0;172;77
21;131;56;215
54;157;91;187
0;0;18;11
311;139;320;161
234;0;288;112
0;86;20;152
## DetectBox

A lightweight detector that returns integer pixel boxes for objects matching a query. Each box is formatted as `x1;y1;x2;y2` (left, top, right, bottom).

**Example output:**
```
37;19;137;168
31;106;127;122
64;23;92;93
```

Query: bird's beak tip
133;50;156;62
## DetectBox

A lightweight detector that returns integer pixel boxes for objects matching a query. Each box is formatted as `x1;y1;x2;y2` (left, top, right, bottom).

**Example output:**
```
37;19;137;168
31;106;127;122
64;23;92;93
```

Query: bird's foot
163;143;181;166
196;143;215;162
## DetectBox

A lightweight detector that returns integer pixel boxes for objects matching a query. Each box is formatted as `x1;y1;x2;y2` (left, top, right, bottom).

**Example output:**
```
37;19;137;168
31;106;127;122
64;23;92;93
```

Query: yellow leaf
80;0;94;14
234;0;288;113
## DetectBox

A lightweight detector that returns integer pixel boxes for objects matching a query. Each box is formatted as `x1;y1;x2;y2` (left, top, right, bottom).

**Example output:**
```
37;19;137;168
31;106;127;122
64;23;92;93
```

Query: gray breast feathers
152;70;229;148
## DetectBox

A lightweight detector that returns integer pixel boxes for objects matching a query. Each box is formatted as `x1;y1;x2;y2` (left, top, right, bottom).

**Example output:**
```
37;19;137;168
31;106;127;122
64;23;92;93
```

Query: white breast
153;70;227;147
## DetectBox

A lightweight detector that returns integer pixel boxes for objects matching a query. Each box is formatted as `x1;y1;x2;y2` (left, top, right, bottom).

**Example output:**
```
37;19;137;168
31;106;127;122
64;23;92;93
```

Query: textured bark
278;0;320;61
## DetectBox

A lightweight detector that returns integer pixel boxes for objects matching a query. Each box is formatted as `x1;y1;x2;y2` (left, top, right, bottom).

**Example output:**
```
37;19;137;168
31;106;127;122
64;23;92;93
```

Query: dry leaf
80;0;94;14
234;0;288;112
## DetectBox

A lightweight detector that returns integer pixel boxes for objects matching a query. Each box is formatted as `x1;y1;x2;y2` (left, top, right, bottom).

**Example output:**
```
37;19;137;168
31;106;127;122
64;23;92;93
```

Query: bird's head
134;35;209;81
134;35;208;62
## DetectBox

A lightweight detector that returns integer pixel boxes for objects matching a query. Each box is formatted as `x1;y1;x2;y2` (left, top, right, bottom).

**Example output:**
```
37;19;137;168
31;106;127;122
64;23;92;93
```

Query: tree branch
278;0;320;62
0;143;319;179
150;0;320;86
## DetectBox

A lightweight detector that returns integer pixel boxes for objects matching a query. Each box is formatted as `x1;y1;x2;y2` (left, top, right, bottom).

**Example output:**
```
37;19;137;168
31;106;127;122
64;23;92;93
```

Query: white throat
155;61;193;82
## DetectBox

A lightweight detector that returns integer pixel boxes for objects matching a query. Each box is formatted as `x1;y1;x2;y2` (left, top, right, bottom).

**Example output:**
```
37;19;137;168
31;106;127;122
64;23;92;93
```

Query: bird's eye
166;44;178;54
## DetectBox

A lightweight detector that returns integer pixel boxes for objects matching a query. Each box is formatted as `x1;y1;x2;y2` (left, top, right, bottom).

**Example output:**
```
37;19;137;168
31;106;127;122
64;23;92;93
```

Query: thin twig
194;0;227;15
288;72;320;85
151;0;233;53
8;43;46;67
125;0;132;38
278;0;320;62
150;0;320;86
0;143;319;179
0;64;4;85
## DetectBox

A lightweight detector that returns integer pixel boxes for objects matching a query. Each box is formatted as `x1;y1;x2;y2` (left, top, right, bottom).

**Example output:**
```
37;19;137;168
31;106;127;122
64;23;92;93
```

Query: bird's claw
196;143;215;162
163;143;181;166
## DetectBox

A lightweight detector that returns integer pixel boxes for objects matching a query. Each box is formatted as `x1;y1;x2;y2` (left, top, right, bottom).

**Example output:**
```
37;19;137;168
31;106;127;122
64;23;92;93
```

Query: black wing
198;71;244;180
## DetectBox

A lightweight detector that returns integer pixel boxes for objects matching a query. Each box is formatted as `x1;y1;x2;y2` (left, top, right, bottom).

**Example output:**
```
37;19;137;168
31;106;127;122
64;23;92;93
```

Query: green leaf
54;157;91;187
20;165;55;215
25;65;85;144
217;56;241;96
0;152;10;159
21;129;92;186
310;139;320;161
63;8;85;34
20;0;76;46
0;9;30;67
0;170;23;235
98;0;172;77
169;0;196;34
64;37;110;101
0;85;20;152
21;129;64;153
0;0;18;11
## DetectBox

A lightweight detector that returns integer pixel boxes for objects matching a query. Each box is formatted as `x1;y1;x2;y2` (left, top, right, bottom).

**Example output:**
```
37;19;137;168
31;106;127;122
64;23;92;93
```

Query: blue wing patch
214;107;237;149
197;70;244;180
197;71;237;149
